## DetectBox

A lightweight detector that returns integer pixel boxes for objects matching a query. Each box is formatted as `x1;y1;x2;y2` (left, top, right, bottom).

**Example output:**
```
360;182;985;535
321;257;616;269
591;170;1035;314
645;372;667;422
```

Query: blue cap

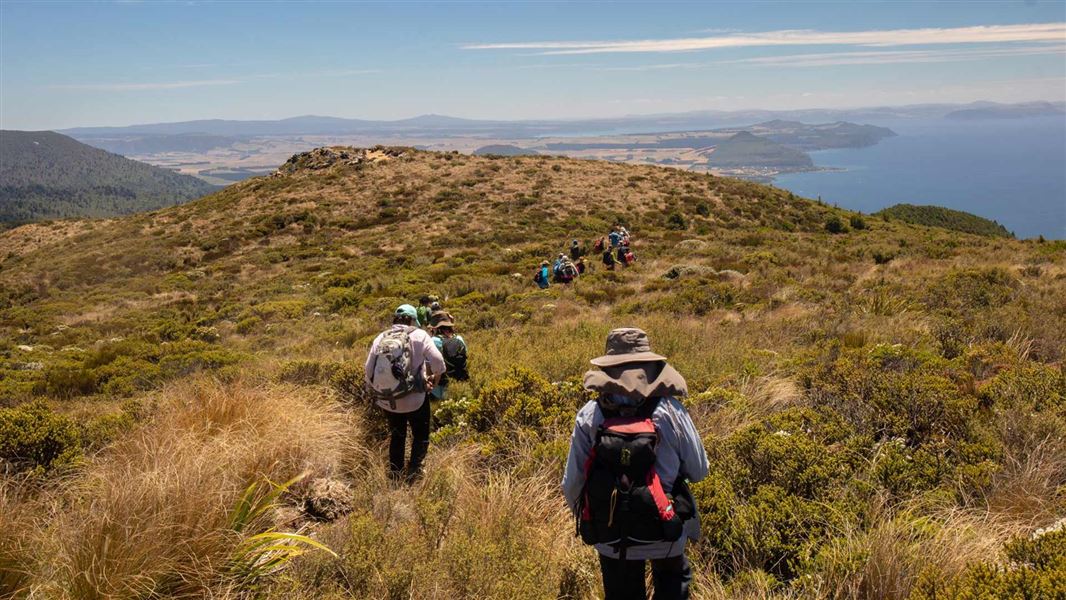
395;304;417;319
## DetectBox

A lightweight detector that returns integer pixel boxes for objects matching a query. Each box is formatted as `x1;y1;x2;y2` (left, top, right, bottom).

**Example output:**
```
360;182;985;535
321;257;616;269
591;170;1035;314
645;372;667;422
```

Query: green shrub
912;528;1066;599
323;287;362;312
927;268;1017;312
330;362;367;405
849;215;867;230
872;249;895;265
693;408;865;580
666;212;687;230
253;300;308;319
236;315;261;334
0;401;82;475
803;344;1000;497
40;365;99;398
825;216;848;234
278;360;340;385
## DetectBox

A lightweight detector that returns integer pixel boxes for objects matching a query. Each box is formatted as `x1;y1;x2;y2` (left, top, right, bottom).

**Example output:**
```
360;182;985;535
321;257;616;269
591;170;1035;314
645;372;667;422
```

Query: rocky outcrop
275;146;408;176
302;477;355;522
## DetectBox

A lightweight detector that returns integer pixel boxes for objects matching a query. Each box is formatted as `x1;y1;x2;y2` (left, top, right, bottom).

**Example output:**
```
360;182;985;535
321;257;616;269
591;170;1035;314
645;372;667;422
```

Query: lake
774;116;1066;239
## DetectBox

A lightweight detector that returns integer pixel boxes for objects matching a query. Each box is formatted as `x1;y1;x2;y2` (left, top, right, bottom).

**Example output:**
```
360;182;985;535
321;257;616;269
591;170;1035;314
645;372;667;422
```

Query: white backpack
368;326;418;409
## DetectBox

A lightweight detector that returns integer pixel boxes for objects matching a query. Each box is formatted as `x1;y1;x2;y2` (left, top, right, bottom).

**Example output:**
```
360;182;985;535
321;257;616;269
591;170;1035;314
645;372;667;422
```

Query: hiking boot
403;466;424;485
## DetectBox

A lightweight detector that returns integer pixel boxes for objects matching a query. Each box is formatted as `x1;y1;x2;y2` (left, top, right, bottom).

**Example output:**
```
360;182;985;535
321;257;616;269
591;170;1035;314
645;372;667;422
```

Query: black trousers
598;554;692;600
385;395;431;475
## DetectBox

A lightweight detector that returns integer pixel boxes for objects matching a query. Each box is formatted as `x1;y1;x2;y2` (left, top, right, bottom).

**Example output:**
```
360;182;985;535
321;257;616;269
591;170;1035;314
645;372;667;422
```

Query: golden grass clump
6;377;352;599
274;444;599;599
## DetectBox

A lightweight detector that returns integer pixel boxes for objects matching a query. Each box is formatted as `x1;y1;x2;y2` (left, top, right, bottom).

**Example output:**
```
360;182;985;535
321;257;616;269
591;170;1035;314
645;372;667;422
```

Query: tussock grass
275;444;599;599
4;378;352;599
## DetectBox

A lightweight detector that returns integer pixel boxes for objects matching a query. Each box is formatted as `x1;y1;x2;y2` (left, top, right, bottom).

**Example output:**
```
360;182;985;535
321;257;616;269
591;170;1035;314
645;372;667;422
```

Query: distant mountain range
59;100;1064;156
0;130;217;226
945;101;1066;121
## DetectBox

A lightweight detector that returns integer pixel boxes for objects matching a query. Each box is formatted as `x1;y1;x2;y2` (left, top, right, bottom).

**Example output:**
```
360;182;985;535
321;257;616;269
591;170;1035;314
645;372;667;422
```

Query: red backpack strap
645;468;677;521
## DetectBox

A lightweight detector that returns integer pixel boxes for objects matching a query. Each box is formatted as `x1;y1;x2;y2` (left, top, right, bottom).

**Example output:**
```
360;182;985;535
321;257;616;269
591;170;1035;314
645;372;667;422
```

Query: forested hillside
0;130;216;226
876;203;1014;238
1;148;1063;599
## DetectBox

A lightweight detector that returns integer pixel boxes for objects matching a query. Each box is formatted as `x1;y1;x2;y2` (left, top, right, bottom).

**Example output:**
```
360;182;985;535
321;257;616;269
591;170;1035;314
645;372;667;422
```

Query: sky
1;1;1065;130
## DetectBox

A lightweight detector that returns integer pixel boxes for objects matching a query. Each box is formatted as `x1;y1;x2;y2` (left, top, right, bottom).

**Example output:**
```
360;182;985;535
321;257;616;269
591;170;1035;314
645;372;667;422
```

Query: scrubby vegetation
1;147;1063;598
875;204;1014;238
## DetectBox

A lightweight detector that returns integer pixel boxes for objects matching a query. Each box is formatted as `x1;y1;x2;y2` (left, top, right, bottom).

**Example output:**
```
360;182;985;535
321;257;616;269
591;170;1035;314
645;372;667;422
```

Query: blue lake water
774;117;1066;239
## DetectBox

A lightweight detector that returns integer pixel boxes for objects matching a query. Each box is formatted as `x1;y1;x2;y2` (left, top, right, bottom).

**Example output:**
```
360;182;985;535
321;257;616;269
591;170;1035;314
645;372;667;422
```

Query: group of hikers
364;293;706;598
534;225;638;289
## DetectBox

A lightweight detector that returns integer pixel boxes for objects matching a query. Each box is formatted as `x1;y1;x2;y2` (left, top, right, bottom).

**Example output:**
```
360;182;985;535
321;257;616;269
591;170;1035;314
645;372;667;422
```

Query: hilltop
876;203;1014;238
0;130;217;226
706;131;814;169
1;148;1064;599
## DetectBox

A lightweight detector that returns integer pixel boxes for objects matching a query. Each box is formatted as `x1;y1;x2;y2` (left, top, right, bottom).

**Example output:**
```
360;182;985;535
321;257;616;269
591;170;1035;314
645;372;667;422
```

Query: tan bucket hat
589;327;668;367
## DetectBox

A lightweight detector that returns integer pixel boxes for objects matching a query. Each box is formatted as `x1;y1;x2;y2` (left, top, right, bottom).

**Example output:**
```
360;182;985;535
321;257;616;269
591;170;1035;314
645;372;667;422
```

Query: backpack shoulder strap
639;396;662;419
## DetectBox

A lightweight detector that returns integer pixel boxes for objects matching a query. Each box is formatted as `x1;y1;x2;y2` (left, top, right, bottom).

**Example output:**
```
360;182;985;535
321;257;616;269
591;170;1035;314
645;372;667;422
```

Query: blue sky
2;1;1064;129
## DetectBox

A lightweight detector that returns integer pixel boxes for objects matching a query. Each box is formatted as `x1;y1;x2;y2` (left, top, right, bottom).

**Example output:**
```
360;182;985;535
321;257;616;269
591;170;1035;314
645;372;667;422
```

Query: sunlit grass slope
1;147;1064;598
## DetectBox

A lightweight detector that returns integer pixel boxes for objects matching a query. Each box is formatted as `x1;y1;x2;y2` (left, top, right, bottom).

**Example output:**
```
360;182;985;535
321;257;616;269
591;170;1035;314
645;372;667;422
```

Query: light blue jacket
561;397;709;559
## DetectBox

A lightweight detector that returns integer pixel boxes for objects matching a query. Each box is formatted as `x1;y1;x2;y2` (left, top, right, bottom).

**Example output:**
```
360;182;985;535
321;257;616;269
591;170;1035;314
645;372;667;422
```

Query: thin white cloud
464;23;1066;55
732;44;1066;67
595;63;707;72
50;79;239;91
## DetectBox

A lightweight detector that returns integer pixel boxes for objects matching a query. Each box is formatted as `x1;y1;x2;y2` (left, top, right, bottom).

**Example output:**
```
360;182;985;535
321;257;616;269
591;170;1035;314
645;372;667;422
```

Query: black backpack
440;337;469;383
577;398;691;556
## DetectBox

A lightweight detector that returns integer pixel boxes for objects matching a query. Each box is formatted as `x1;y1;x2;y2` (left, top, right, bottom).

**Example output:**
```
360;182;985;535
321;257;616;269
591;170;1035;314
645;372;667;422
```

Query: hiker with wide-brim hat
563;328;709;600
430;317;468;401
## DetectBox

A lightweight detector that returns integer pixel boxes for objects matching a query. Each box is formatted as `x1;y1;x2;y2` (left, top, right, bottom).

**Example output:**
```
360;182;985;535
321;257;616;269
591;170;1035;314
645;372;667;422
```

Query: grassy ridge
1;148;1064;598
875;203;1014;238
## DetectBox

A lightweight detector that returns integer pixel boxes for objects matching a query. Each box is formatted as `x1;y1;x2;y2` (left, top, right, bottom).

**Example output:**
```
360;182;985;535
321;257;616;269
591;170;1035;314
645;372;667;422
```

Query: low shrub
323;287;362;312
0;401;82;475
825;216;848;234
279;360;341;386
912;527;1066;599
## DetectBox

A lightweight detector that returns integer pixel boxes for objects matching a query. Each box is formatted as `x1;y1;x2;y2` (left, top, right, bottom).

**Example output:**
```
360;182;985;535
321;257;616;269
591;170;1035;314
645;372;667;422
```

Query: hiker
534;260;551;289
602;248;617;271
616;244;627;266
575;256;587;275
556;255;578;284
619;225;631;246
416;295;437;329
365;304;445;483
428;301;453;329
593;236;605;254
562;328;708;600
608;227;623;249
430;317;468;401
570;239;582;261
623;247;636;266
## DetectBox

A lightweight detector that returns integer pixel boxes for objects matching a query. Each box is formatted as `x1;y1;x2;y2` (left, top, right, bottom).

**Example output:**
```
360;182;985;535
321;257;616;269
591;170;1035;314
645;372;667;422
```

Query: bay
774;116;1066;239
